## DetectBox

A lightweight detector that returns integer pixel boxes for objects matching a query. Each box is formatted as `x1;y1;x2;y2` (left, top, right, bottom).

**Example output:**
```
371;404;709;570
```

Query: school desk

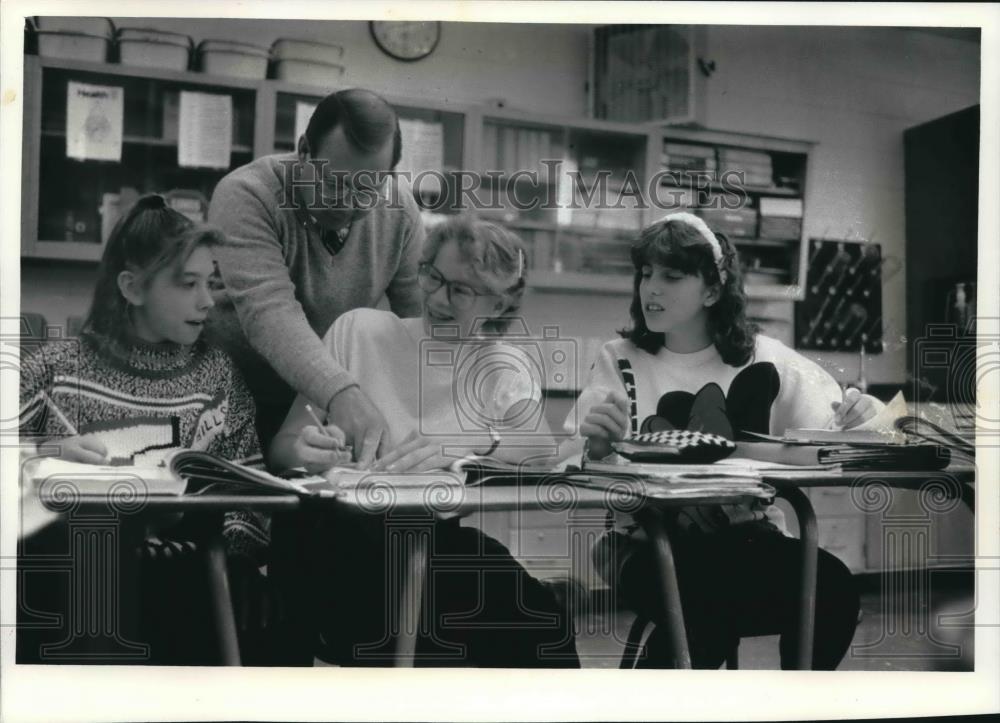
34;481;796;669
331;480;775;668
615;461;974;670
33;463;973;669
30;491;298;666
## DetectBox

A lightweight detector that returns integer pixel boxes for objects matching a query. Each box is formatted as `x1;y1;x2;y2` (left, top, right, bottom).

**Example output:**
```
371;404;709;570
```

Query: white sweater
324;308;541;453
566;334;845;533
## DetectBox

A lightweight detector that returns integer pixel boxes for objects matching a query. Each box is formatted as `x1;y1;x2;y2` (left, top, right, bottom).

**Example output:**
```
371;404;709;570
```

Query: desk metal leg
778;487;817;670
636;509;691;669
394;530;429;667
204;535;241;666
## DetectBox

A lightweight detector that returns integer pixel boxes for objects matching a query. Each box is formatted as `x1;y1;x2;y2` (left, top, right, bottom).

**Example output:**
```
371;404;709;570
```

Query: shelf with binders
24;58;257;261
658;135;810;299
477;116;648;283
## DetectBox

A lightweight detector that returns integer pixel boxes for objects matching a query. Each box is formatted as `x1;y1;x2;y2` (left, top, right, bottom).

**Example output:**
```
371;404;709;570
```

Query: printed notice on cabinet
66;81;124;162
178;91;233;169
398;118;444;175
294;101;317;146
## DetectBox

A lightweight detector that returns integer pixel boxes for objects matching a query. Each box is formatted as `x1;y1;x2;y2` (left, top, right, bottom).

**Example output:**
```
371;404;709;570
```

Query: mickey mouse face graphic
628;362;782;440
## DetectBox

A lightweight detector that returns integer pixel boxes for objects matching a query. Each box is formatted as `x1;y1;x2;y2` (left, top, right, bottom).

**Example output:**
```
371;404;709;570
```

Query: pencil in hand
305;404;354;465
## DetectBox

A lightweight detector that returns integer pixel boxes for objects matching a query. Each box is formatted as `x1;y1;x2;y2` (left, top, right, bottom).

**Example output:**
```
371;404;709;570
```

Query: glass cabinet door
31;62;256;259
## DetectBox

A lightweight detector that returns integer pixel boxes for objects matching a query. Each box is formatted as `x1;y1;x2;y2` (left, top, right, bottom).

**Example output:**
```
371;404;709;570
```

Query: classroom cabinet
22;53;813;300
794;483;973;576
21;56;259;262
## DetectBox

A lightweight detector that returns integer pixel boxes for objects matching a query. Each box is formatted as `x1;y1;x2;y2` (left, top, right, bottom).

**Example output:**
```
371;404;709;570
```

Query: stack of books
735;429;952;471
662;142;717;175
759;197;803;240
718;148;773;187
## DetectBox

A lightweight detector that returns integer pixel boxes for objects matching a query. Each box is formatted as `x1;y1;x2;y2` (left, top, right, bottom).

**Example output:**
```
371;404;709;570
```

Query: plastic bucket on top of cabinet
36;31;110;62
271;38;344;63
272;59;345;87
196;39;270;79
33;16;114;37
116;27;192;71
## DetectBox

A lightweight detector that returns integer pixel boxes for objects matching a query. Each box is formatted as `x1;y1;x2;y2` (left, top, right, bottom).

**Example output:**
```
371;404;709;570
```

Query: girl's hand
57;435;109;464
831;388;883;429
293;424;351;474
372;431;451;473
580;391;631;459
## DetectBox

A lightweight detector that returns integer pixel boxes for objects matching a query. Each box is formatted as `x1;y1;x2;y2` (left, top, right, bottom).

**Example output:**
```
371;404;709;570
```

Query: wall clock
369;21;441;61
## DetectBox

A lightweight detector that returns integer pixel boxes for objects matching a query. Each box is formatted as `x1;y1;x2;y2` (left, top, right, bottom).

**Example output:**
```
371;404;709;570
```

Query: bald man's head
304;88;402;168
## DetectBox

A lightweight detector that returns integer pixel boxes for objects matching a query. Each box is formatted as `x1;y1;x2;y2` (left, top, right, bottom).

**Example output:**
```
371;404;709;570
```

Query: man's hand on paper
327;385;388;468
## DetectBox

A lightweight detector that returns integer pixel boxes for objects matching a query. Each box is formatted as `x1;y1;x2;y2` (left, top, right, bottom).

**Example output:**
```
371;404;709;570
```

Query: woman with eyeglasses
272;215;549;473
266;216;580;668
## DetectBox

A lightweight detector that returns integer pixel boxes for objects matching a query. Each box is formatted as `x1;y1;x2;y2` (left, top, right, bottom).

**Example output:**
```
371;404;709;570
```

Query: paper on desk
851;391;908;433
26;456;185;496
584;459;762;482
18;477;61;539
66;81;123;162
325;467;465;486
786;391;908;443
179;91;233;169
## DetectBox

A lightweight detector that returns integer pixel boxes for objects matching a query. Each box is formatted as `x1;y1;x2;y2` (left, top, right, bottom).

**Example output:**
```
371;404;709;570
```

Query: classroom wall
699;25;981;384
113;18;592;115
22;22;981;388
20;18;592;335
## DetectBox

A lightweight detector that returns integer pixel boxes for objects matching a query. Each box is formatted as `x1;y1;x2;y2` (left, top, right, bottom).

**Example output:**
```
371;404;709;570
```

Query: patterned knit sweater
19;333;269;561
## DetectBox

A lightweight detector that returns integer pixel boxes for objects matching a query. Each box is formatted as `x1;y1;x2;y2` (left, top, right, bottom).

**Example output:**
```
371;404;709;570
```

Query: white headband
660;212;728;284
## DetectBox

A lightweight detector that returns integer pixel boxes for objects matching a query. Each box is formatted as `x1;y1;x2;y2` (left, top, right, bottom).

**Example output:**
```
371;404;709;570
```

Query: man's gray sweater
205;153;424;413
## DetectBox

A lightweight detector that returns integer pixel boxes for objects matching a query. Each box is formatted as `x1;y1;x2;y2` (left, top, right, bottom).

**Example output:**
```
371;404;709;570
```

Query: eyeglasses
418;262;500;311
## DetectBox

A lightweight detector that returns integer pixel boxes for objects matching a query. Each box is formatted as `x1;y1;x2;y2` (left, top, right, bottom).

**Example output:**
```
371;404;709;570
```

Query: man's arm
385;195;425;318
208;173;354;410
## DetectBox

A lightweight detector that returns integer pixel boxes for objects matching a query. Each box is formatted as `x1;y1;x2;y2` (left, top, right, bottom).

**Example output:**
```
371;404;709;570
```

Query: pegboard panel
794;239;883;353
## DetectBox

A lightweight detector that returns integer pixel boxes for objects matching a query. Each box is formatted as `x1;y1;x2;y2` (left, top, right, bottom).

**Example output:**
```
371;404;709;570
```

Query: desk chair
137;531;243;665
66;315;84;337
619;616;758;669
20;312;47;338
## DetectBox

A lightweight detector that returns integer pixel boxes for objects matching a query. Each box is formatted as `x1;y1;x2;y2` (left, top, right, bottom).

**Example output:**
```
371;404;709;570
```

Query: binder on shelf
500;126;517;176
664;142;717;158
718;148;773;165
483;123;498;171
759;197;803;217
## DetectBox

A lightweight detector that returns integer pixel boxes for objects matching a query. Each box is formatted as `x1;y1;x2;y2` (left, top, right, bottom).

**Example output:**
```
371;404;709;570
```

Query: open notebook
25;452;467;499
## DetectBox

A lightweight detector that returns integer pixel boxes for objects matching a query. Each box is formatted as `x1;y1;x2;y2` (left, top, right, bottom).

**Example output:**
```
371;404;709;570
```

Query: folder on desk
734;436;951;471
565;463;775;502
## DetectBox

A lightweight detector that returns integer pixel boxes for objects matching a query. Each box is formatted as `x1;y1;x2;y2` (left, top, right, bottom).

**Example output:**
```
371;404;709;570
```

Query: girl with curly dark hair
570;212;884;670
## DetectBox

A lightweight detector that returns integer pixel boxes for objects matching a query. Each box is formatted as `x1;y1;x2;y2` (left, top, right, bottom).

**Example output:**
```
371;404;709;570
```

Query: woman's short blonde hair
420;216;527;334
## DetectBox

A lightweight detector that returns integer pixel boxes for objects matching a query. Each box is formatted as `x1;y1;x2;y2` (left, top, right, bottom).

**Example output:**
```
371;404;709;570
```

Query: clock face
370;21;440;61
